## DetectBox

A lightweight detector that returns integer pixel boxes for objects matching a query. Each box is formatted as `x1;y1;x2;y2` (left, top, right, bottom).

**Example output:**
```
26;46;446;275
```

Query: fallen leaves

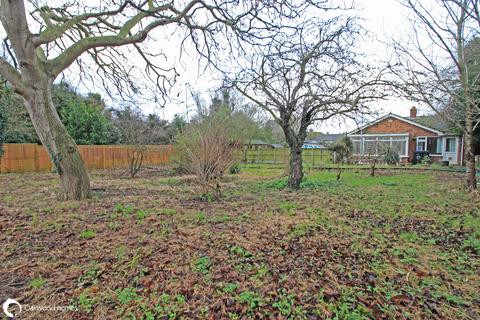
0;169;479;319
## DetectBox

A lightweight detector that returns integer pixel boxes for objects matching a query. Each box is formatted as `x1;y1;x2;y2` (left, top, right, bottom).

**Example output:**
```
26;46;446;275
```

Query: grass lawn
0;165;479;319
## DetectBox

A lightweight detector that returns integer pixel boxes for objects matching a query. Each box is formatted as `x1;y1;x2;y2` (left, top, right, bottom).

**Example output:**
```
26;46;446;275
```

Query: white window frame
416;137;426;151
416;136;442;155
350;134;409;157
445;137;457;153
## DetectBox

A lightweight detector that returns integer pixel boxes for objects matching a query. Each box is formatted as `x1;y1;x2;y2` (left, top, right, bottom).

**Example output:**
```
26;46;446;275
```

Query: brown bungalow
349;107;464;165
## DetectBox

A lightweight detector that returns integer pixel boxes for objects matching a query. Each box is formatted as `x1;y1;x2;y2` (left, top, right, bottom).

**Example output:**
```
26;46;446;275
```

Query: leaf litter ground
0;165;479;319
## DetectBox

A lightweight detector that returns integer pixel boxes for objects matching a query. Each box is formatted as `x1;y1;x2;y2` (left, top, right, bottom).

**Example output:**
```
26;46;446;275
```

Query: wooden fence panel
0;144;174;173
0;144;37;173
103;146;114;169
36;145;53;172
244;148;332;165
1;144;329;173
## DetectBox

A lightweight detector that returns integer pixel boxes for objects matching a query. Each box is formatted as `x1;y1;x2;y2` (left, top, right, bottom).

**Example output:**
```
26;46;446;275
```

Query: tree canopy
233;16;386;188
59;99;110;145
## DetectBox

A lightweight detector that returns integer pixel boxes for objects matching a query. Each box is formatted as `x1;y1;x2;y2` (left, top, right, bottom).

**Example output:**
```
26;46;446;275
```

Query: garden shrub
384;147;400;165
174;112;239;198
421;155;432;165
329;136;353;164
229;162;241;174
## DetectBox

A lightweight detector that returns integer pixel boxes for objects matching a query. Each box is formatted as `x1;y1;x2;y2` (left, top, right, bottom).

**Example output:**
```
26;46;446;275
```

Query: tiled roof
404;114;455;134
349;113;459;136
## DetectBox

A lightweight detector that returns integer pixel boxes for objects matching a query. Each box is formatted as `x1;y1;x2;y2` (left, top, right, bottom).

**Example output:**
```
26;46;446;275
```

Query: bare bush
174;115;239;199
127;145;146;179
362;144;397;177
113;107;167;178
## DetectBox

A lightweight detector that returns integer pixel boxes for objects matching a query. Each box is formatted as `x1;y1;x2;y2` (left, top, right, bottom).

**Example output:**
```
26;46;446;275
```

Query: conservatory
349;134;409;157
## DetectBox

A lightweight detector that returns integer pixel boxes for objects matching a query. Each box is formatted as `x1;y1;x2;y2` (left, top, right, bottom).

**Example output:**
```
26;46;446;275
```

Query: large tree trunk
465;108;477;190
287;143;303;189
24;81;91;200
0;0;91;200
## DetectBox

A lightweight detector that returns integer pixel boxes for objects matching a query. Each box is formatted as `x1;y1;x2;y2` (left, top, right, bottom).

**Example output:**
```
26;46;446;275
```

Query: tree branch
0;58;27;95
47;1;197;78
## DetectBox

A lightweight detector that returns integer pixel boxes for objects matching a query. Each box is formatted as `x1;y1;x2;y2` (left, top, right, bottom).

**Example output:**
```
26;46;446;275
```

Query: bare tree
362;143;396;177
0;0;309;199
392;0;479;190
113;107;149;178
233;18;386;189
127;144;146;179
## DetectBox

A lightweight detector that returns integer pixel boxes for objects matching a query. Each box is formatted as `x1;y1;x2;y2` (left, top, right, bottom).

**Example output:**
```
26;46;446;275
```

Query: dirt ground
0;166;479;319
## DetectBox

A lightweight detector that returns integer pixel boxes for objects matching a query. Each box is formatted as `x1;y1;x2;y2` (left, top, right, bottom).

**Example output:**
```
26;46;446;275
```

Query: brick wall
363;117;440;162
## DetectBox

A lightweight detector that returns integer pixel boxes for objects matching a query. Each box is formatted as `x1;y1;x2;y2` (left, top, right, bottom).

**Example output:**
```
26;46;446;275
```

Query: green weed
79;229;96;239
236;291;263;312
114;203;135;215
136;210;148;220
222;282;238;293
272;290;296;316
193;256;212;274
77;290;96;313
462;232;480;254
116;287;140;305
30;277;47;289
230;245;254;258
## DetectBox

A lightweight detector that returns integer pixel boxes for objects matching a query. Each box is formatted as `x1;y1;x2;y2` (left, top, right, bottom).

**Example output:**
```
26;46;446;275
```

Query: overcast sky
155;0;425;133
151;0;427;134
1;0;432;133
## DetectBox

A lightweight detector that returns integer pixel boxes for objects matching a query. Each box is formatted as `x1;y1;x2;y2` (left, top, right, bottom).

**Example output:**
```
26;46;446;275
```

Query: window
416;137;440;154
391;140;407;155
352;139;361;154
350;135;408;157
426;137;439;154
445;138;456;152
416;137;426;151
364;139;378;154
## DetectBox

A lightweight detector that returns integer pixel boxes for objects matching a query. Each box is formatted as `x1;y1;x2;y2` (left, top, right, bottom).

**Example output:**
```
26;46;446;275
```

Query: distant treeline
0;83;287;151
0;82;187;146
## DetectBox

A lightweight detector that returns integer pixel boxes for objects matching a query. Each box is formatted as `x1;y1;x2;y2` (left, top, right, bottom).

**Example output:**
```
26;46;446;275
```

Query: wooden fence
0;144;173;173
243;148;333;165
0;144;333;174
